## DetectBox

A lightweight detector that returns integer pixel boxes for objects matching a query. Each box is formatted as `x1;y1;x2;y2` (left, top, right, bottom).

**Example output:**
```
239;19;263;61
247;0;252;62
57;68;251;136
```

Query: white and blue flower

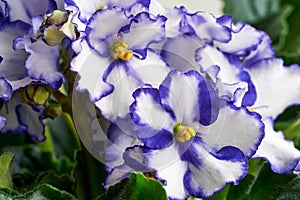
129;70;264;199
0;94;45;141
72;7;170;121
244;58;300;173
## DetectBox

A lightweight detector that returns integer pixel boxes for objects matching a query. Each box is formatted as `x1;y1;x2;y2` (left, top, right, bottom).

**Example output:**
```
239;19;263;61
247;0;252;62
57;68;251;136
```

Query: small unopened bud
19;85;49;105
45;104;62;119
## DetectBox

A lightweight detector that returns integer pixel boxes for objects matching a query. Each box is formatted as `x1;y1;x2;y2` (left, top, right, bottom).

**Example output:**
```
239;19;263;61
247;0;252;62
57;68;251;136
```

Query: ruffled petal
24;40;64;89
0;21;30;82
105;164;133;188
124;50;170;88
130;87;174;130
71;40;113;101
183;142;247;198
147;6;184;38
120;12;166;51
17;104;45;141
253;118;300;173
7;0;56;24
86;8;129;56
145;145;188;199
105;119;141;170
96;51;169;121
245;58;300;118
214;23;262;56
196;44;242;84
243;32;274;68
65;0;146;23
0;0;9;25
201;105;264;158
8;76;35;91
0;95;25;134
0;115;6;130
0;77;12;100
160;70;219;125
65;0;104;23
95;61;139;121
184;10;231;42
161;34;204;72
106;146;148;188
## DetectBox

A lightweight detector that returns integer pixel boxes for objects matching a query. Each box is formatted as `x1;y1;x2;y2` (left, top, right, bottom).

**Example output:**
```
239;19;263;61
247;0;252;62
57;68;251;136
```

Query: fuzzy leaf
0;184;76;200
223;0;280;23
98;173;168;200
0;152;14;189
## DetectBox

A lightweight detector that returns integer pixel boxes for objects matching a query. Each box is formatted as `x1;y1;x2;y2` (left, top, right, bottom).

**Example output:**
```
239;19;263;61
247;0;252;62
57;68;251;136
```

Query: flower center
173;123;196;143
111;40;133;61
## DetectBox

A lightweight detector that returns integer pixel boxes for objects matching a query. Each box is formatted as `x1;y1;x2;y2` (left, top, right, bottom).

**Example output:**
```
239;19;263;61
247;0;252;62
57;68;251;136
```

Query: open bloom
153;8;300;174
72;7;170;121
190;16;300;173
0;0;69;140
129;70;264;199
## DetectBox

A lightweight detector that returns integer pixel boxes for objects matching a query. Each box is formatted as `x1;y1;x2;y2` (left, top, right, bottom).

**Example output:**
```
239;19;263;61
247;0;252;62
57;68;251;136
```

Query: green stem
38;124;55;153
285;118;300;140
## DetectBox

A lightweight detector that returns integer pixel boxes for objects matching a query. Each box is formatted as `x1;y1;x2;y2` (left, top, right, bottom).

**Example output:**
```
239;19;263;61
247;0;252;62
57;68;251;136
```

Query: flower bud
19;85;49;105
45;104;62;119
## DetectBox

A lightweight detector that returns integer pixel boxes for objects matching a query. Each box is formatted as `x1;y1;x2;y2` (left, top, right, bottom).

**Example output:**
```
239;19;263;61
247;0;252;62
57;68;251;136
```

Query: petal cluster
0;0;72;140
66;1;296;199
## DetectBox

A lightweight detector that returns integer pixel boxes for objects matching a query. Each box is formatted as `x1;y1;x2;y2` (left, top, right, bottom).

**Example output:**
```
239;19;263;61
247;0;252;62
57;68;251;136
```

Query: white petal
160;71;210;124
96;51;169;121
246;58;300;118
105;120;141;169
201;105;264;158
0;95;25;134
17;104;45;141
95;62;140;121
127;50;170;88
184;142;247;198
65;0;105;23
121;12;166;50
8;0;55;24
253;118;300;173
131;87;174;130
25;40;64;89
161;34;204;72
86;8;129;56
146;145;188;199
0;78;12;100
0;115;6;130
244;32;274;68
196;44;241;84
105;164;133;188
8;76;35;91
214;23;262;56
0;22;30;83
185;11;231;42
71;40;112;101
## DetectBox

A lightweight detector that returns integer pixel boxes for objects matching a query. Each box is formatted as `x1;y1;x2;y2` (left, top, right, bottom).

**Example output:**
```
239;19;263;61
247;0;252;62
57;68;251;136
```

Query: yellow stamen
173;123;196;143
111;40;133;61
246;106;254;112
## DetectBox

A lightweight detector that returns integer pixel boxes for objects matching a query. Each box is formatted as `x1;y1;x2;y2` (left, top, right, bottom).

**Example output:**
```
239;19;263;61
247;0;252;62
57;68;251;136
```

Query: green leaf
98;173;168;200
0;152;14;189
73;149;107;200
0;184;76;200
8;145;74;176
36;171;75;194
227;161;300;200
206;185;229;200
46;113;80;160
223;0;280;23
254;5;293;50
